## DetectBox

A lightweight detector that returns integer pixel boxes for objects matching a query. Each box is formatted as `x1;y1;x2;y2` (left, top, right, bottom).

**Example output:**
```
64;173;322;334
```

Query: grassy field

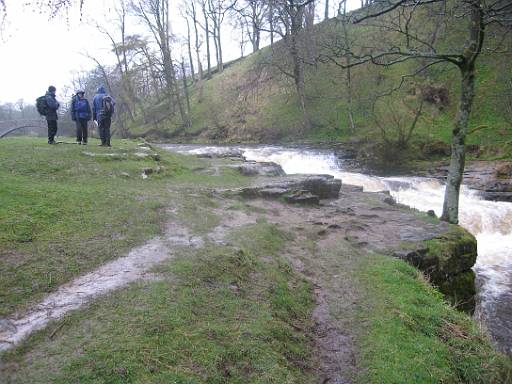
1;138;511;383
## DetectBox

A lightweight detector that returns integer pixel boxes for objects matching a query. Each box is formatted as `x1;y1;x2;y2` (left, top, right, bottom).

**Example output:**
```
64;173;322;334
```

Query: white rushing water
165;144;512;351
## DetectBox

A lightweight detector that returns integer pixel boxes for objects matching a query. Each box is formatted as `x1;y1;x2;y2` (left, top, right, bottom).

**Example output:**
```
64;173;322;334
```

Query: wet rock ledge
394;227;477;312
236;174;342;205
200;149;478;312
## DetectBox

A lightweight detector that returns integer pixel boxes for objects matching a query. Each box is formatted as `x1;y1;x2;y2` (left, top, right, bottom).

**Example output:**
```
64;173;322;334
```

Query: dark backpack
101;95;113;118
36;95;48;116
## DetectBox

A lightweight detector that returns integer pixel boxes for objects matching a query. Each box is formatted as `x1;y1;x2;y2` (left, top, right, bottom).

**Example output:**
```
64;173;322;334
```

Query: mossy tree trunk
441;0;484;224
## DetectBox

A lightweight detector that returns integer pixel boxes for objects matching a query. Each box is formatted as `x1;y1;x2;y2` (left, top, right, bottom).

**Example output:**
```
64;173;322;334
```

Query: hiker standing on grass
71;90;92;145
45;86;60;144
92;86;115;147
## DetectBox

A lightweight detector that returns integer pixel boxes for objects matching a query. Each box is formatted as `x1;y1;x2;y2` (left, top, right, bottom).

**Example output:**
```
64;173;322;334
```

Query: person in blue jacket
70;90;92;145
45;85;60;144
92;86;115;147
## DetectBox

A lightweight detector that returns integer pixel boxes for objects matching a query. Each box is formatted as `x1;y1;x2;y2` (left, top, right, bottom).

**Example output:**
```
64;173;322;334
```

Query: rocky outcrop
234;161;286;177
393;226;477;312
233;175;342;204
429;161;512;202
196;148;244;158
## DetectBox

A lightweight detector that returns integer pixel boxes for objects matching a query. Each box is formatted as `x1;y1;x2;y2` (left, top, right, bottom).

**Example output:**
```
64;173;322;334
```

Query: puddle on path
0;223;200;352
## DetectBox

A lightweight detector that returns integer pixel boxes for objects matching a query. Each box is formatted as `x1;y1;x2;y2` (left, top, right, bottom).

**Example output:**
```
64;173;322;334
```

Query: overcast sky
0;0;359;105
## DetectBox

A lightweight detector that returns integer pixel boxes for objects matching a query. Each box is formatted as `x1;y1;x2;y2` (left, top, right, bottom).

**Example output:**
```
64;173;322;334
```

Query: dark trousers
47;120;57;143
98;118;111;145
76;119;88;143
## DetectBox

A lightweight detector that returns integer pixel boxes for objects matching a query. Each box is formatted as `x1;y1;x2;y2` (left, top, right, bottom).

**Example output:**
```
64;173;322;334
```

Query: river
162;144;512;354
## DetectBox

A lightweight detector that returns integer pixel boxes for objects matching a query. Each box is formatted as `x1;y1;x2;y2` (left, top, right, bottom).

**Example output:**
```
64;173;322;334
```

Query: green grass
0;137;247;316
357;254;512;383
1;222;317;383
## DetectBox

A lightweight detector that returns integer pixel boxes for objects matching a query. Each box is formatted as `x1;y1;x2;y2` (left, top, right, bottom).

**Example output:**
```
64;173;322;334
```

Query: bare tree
269;0;316;132
93;0;139;124
206;0;237;73
185;15;196;82
198;0;213;78
374;96;424;149
184;0;205;81
268;0;276;45
131;0;190;128
233;0;269;53
180;59;192;116
340;0;355;132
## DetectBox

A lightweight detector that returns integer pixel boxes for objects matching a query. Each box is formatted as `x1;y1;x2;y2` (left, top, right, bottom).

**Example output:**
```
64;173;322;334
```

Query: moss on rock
423;226;478;312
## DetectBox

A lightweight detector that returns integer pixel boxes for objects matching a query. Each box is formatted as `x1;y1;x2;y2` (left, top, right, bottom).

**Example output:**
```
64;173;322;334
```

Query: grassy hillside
126;4;512;162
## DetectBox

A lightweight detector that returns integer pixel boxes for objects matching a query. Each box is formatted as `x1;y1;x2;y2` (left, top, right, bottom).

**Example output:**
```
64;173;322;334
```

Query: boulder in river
393;225;477;312
235;161;286;177
196;148;244;159
234;174;342;204
430;161;512;202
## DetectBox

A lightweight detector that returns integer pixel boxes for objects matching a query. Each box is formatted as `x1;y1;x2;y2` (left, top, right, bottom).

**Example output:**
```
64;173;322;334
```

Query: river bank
1;138;511;383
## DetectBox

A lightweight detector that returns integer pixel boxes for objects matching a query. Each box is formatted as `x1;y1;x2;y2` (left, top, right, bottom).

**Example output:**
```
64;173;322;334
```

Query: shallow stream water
163;144;512;354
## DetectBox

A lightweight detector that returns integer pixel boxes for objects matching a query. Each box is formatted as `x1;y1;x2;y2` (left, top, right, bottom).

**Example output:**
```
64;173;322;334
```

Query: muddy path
209;183;453;383
0;222;201;352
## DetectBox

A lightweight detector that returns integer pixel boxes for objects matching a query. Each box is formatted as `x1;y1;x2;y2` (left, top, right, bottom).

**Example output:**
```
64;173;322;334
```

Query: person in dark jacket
92;86;115;147
45;85;60;144
71;90;92;145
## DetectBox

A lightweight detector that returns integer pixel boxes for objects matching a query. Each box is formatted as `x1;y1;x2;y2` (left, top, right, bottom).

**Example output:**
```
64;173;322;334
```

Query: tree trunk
269;1;274;46
217;25;223;73
181;61;192;116
202;4;212;79
289;3;311;132
441;0;483;224
441;64;475;224
251;4;260;53
324;0;329;20
169;56;190;128
191;2;204;81
212;27;220;69
186;17;196;82
346;64;355;132
304;2;316;64
341;1;355;132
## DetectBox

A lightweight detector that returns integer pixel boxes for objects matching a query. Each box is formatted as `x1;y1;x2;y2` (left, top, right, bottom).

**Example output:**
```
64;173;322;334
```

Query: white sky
0;0;359;105
0;1;112;104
